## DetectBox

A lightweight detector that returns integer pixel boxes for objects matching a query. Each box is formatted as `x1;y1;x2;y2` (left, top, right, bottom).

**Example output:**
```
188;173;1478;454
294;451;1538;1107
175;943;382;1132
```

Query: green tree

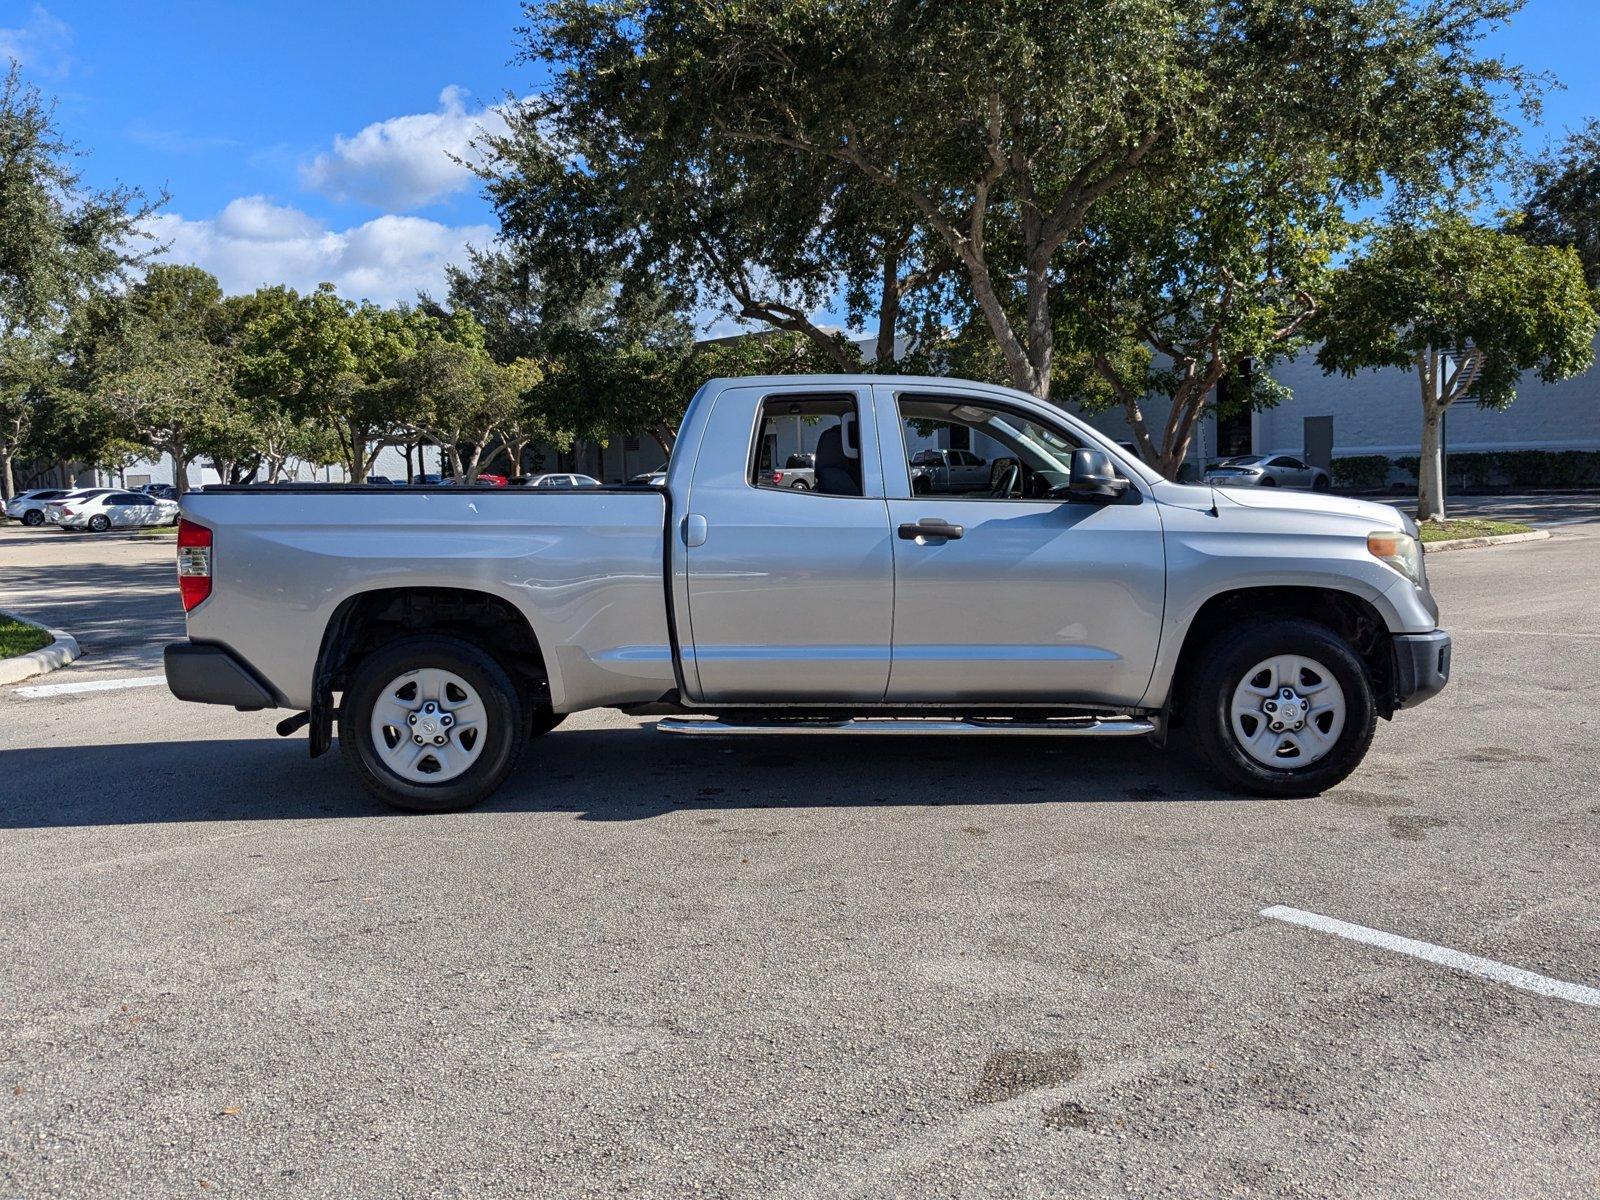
1063;155;1347;475
0;61;159;497
1315;216;1598;520
222;287;337;483
398;312;521;480
483;29;950;373
530;0;1526;419
1519;117;1600;289
239;286;422;482
74;265;250;496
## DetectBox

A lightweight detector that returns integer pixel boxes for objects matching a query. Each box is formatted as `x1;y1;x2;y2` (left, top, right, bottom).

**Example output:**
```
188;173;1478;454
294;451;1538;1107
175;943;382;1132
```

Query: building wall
1056;336;1600;467
1253;343;1600;459
103;443;442;489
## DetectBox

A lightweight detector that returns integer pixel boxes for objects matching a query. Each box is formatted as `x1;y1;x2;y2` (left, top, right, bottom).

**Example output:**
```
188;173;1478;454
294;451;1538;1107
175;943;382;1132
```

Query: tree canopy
1519;118;1600;289
0;60;160;498
1315;215;1597;518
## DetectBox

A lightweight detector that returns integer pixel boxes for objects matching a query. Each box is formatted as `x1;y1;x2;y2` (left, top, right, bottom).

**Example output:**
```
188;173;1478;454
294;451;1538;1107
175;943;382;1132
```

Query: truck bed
180;485;677;712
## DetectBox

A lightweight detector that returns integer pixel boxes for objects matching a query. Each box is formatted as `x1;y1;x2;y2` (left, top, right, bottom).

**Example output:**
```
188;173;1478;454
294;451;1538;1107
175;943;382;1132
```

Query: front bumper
1391;630;1451;709
164;642;280;710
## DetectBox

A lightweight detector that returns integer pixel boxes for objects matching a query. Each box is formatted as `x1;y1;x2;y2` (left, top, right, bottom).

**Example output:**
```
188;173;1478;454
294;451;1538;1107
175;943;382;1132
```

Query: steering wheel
989;461;1022;499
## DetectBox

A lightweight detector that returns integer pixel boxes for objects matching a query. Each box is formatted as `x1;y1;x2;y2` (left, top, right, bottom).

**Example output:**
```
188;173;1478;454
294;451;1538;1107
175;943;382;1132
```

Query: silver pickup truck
164;374;1449;812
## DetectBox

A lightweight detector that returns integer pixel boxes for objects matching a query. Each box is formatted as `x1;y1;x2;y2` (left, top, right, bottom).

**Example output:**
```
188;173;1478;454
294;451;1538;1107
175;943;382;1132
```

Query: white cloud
300;85;509;210
144;196;494;306
0;4;73;76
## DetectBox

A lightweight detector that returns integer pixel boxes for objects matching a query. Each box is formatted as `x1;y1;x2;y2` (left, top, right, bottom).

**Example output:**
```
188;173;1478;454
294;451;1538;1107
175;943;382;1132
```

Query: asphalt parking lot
1;502;1597;1198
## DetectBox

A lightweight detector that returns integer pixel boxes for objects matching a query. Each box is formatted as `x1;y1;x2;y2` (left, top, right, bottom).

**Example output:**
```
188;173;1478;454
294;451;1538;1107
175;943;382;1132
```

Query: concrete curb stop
1423;529;1552;555
0;607;82;687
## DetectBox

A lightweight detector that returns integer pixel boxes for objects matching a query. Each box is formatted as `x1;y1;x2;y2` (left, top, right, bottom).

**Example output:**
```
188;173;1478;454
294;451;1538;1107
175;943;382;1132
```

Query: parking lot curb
0;607;82;686
1423;529;1551;554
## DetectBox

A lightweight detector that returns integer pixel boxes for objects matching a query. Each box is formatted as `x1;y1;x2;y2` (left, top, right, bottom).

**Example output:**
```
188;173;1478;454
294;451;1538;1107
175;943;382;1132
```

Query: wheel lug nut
434;735;445;745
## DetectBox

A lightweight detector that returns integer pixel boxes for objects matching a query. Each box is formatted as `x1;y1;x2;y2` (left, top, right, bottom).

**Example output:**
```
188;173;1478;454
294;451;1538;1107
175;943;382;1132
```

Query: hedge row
1332;449;1600;490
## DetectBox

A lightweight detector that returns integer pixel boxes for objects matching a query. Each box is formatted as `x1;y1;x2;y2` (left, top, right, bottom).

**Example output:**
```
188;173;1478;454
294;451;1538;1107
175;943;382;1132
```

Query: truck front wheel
340;635;526;812
1184;618;1376;797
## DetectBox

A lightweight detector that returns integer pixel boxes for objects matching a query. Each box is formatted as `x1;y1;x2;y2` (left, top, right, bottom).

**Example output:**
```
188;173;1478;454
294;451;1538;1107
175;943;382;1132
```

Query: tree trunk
347;421;368;483
1;449;14;502
1417;400;1446;523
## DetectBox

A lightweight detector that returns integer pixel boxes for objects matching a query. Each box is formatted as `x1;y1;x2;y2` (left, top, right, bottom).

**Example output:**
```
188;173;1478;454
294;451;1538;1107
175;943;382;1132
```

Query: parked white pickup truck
165;375;1449;812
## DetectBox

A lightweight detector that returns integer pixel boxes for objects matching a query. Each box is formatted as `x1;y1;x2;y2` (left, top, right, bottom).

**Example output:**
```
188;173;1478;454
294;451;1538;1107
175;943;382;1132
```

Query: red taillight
59;507;75;517
177;518;212;612
772;471;784;483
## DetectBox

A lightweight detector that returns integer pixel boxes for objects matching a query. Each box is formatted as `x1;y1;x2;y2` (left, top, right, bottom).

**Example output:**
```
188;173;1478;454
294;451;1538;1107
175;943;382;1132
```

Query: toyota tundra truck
163;375;1450;812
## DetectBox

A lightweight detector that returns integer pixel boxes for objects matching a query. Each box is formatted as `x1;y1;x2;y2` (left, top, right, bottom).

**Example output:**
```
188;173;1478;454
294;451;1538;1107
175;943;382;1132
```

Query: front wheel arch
1166;586;1396;723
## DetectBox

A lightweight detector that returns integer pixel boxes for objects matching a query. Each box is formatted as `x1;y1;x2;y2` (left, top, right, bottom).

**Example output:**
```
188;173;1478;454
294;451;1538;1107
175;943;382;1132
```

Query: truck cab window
750;395;861;496
899;395;1087;500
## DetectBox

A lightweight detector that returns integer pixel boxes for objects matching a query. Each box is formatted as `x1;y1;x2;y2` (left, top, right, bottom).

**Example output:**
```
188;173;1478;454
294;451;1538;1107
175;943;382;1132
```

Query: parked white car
522;473;602;489
46;490;180;532
1203;455;1331;491
5;488;82;526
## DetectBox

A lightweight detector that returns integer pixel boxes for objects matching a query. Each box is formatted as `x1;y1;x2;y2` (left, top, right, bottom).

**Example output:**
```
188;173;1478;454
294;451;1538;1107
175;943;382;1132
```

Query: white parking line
1260;905;1600;1008
13;675;166;699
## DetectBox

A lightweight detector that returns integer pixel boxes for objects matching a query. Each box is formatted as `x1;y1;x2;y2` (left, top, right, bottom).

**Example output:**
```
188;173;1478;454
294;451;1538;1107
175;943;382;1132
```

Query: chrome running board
656;716;1156;738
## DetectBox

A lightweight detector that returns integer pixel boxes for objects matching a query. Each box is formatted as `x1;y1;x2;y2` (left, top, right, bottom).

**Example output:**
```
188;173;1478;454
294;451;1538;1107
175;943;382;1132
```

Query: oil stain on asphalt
971;1047;1082;1104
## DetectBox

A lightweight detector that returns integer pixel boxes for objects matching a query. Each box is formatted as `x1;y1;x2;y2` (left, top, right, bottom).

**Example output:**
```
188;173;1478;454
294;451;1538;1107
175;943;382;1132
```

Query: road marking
13;675;166;698
1260;905;1600;1008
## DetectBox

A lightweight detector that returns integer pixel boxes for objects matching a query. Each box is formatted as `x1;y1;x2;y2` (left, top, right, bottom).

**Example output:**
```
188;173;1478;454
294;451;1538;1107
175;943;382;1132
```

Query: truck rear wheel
1184;618;1376;797
340;635;526;812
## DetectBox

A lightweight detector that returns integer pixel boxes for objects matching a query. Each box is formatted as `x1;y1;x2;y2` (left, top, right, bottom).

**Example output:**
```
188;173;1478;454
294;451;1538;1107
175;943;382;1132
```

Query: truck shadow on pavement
0;727;1263;828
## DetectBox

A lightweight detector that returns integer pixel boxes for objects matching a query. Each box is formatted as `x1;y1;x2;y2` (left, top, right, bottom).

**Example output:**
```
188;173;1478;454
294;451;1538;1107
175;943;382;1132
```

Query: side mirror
1068;448;1128;499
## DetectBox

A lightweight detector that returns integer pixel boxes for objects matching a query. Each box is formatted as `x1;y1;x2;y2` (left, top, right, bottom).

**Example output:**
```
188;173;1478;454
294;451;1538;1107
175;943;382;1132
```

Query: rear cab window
749;395;863;497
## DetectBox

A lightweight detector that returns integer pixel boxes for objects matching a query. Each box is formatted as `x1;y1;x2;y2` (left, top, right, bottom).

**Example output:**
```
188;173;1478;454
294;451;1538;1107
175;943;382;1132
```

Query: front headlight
1368;530;1425;587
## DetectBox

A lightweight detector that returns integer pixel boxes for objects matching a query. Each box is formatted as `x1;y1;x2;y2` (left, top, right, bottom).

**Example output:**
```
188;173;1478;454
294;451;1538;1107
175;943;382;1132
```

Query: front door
682;385;894;703
873;386;1166;706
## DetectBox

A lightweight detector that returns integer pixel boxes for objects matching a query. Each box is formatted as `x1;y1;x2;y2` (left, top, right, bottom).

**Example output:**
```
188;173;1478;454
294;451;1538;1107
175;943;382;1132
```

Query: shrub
1347;450;1600;490
1331;455;1391;490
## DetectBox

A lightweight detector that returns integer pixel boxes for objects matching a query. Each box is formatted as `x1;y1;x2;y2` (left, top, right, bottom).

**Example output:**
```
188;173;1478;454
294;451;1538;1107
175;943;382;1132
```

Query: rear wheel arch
1167;586;1396;724
312;587;555;756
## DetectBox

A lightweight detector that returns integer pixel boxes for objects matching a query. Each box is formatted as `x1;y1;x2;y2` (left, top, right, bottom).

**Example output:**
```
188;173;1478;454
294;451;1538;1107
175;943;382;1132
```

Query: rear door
682;384;893;703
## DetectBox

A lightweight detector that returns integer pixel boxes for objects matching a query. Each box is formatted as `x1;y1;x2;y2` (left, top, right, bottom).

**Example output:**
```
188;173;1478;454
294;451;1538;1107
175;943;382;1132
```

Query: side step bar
656;716;1157;738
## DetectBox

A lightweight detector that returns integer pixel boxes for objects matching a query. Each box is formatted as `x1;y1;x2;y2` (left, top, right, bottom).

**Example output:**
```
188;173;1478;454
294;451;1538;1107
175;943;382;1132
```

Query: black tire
790;479;811;491
1183;617;1376;797
1312;474;1331;492
22;509;44;527
88;514;110;532
1258;477;1278;487
340;635;526;813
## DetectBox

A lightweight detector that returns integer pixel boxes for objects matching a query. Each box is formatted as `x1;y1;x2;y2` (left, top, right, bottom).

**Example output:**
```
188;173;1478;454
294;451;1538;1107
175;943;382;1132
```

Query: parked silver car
908;447;990;494
47;490;179;532
1204;454;1331;491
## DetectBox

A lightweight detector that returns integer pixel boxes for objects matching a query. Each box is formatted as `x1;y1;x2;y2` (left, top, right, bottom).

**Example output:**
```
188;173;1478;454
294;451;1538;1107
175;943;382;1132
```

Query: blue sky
5;1;1600;319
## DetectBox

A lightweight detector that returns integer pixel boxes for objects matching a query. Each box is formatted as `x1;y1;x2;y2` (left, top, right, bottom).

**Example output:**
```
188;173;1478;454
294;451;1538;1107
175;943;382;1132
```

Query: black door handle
898;518;964;541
